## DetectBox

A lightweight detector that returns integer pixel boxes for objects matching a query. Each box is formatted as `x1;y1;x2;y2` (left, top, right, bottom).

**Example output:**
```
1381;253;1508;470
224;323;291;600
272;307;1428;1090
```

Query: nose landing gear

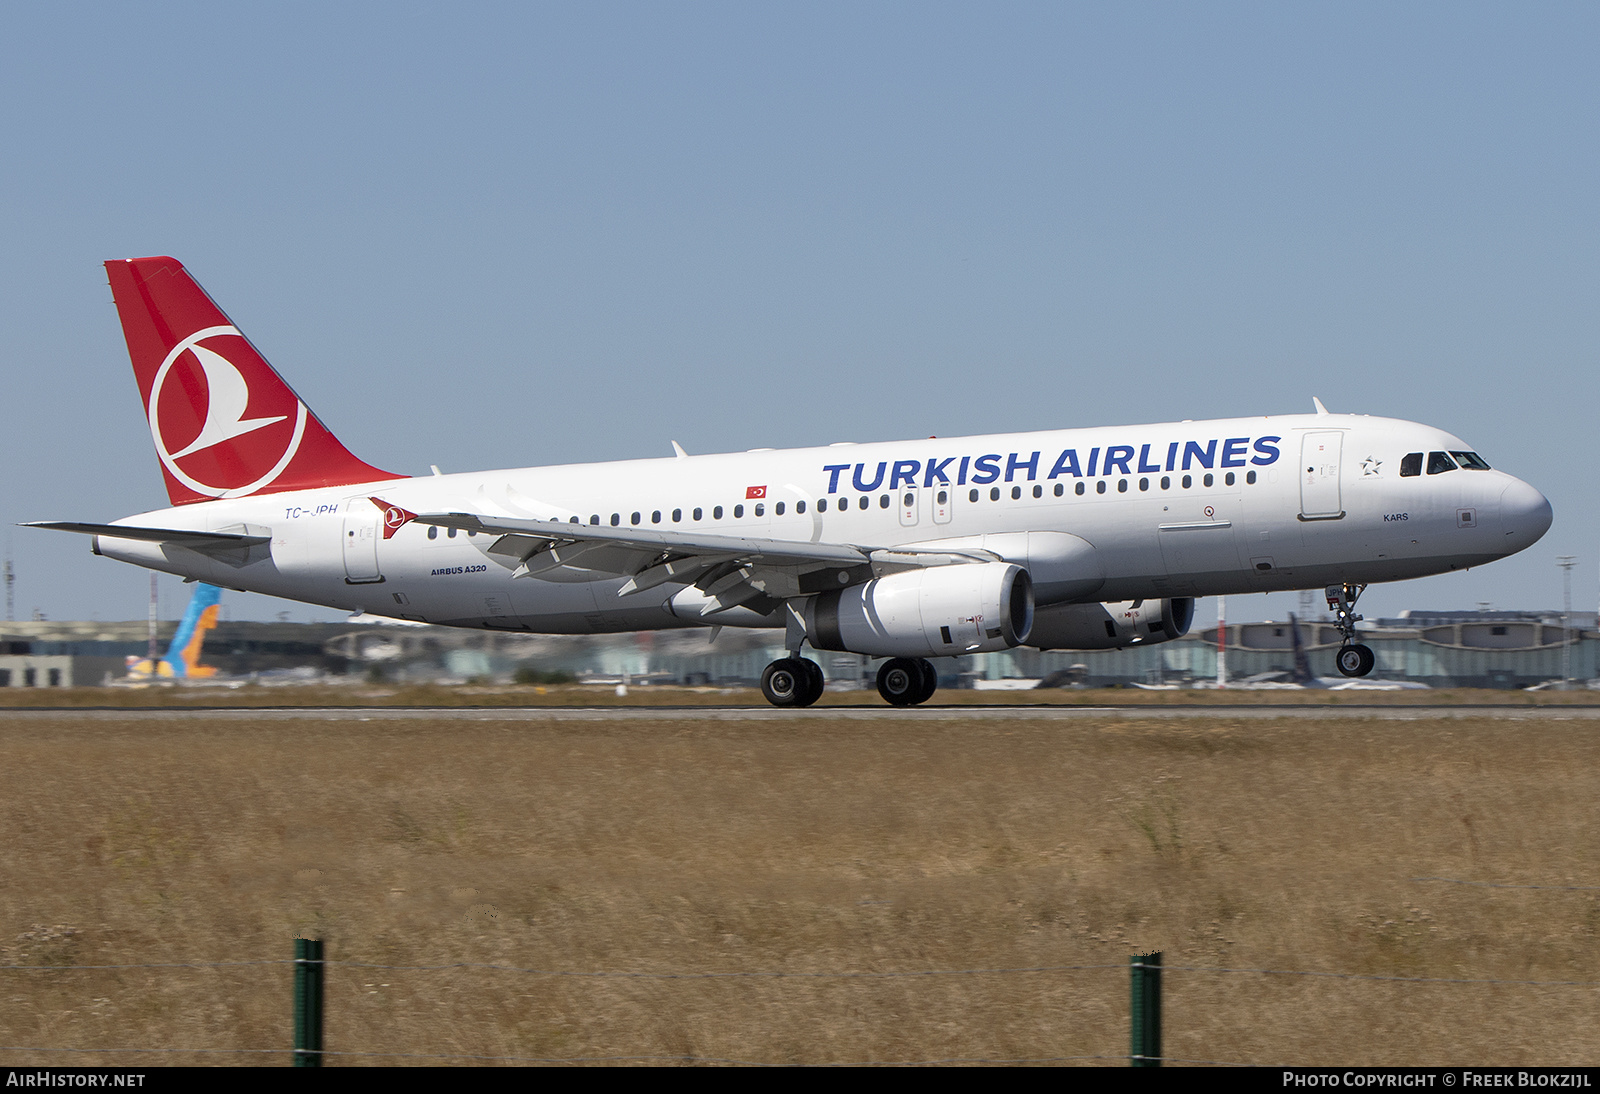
1326;582;1375;678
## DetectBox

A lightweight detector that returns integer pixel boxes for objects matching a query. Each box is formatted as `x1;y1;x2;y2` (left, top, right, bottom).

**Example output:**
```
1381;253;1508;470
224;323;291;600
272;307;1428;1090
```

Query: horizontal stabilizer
22;521;271;550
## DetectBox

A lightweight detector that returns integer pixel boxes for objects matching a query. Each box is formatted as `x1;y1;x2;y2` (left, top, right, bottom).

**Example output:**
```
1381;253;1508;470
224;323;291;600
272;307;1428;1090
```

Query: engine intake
804;562;1033;658
1027;597;1195;650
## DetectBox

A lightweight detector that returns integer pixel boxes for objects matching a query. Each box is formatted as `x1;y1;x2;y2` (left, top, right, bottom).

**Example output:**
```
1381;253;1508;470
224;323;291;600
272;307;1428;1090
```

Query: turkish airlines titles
821;435;1284;494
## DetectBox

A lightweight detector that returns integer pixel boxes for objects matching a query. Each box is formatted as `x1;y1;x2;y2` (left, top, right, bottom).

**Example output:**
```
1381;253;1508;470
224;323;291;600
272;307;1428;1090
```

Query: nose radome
1499;478;1553;552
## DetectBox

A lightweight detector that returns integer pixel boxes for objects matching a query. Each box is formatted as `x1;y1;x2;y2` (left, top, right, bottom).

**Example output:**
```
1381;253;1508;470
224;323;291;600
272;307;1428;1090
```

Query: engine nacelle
1027;597;1195;650
804;562;1033;658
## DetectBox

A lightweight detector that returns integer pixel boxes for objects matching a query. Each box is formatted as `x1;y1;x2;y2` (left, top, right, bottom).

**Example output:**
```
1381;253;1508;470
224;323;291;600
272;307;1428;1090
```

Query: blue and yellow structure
124;583;222;679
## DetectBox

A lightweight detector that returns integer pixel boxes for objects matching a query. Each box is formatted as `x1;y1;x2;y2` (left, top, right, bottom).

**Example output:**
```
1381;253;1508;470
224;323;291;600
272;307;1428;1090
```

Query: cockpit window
1450;451;1491;470
1399;452;1423;477
1427;451;1458;475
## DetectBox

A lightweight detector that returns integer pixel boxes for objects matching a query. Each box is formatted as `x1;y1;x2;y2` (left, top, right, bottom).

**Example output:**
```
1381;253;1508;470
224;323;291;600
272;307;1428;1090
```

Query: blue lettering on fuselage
821;436;1283;493
890;460;920;489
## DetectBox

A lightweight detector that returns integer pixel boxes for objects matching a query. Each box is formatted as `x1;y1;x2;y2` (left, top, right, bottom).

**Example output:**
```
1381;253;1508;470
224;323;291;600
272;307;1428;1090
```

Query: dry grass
1;710;1597;1066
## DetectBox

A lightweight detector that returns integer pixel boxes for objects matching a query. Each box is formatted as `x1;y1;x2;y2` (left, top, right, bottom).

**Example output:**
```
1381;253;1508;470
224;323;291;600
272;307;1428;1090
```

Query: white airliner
30;257;1553;705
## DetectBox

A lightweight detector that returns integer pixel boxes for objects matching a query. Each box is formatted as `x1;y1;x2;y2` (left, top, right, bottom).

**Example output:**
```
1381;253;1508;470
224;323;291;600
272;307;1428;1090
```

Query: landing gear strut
1326;583;1375;678
877;657;938;706
761;656;825;707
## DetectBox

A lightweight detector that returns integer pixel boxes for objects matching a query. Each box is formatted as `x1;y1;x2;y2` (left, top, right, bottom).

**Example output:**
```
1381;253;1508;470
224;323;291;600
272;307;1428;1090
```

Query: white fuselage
90;412;1552;638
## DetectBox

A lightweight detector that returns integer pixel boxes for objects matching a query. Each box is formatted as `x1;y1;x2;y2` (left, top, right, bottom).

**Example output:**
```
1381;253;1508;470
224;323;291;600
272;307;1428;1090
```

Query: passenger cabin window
1451;451;1491;470
1427;451;1457;475
1400;453;1423;477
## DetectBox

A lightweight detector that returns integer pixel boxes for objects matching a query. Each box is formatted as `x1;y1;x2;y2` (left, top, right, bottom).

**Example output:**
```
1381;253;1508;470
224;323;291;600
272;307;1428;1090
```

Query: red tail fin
105;256;402;506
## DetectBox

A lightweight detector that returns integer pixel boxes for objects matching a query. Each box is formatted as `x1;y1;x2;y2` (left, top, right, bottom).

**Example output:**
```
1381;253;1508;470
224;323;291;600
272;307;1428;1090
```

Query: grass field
1;706;1597;1066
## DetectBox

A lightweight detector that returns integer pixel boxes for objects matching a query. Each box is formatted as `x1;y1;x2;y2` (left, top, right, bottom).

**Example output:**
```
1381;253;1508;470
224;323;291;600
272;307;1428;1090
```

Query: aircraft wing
417;511;993;613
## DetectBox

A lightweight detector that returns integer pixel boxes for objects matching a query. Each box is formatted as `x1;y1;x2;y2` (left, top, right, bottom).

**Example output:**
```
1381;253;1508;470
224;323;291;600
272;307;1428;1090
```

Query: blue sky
1;3;1595;624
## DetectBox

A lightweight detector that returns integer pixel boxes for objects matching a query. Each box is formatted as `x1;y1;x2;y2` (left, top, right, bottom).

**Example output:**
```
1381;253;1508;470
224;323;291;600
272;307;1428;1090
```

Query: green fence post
293;937;324;1067
1130;951;1161;1067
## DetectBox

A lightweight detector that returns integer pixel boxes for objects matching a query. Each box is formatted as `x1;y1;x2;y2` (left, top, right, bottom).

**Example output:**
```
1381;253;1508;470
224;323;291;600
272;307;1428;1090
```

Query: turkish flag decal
745;485;767;499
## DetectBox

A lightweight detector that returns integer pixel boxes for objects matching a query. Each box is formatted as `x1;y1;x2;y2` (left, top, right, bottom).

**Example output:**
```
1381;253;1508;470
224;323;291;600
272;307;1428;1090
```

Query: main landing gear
1326;582;1375;678
761;656;826;707
758;653;941;707
876;657;938;707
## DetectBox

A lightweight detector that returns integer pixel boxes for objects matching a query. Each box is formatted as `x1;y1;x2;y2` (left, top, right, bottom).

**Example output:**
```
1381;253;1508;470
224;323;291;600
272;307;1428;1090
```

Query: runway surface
3;703;1599;721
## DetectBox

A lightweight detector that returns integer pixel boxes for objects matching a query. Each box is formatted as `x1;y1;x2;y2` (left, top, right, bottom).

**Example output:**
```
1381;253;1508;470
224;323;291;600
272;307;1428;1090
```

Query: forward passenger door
1299;432;1344;520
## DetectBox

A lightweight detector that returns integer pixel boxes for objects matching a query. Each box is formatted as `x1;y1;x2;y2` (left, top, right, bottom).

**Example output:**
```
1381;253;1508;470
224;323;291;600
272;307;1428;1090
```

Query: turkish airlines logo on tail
149;325;308;498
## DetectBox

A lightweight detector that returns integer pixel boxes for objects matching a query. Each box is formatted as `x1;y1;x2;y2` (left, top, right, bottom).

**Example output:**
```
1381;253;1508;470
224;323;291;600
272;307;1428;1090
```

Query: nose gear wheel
1335;643;1376;678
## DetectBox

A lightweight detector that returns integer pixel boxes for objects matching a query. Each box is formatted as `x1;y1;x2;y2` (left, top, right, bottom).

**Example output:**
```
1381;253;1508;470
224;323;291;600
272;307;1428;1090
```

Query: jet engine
1027;597;1195;650
803;562;1033;658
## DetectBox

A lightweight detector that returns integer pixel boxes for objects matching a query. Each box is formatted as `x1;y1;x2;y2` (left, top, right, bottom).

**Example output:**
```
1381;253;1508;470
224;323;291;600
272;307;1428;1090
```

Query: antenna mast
148;573;160;668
